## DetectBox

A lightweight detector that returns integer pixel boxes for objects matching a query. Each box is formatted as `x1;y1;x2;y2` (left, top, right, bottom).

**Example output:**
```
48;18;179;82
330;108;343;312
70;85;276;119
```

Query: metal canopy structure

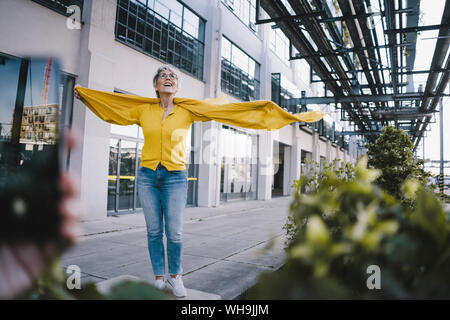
256;0;450;147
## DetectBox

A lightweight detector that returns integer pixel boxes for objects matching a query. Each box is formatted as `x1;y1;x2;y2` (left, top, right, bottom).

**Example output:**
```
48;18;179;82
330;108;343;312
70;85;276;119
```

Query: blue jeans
137;164;188;276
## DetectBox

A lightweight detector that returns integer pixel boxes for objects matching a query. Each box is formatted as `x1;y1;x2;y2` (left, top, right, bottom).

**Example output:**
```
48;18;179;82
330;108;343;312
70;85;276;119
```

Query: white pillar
312;132;320;163
196;0;222;208
288;126;302;195
282;145;291;196
326;140;332;163
197;121;220;207
69;0;116;220
257;130;273;200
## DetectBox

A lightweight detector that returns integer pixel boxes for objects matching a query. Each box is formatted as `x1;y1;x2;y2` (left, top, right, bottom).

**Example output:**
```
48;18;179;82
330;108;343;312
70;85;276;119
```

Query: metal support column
440;86;446;199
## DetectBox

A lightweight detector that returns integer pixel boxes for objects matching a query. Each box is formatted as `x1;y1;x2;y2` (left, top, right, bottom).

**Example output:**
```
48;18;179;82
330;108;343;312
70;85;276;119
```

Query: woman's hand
74;85;83;101
0;130;84;299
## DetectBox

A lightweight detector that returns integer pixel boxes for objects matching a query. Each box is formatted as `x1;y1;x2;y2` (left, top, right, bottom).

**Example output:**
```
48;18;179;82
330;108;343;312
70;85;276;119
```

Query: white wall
298;129;314;152
0;0;81;74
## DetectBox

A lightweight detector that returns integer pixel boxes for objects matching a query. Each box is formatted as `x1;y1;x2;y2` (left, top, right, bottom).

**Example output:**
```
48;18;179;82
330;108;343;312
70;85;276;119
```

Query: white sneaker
167;275;187;298
154;278;166;290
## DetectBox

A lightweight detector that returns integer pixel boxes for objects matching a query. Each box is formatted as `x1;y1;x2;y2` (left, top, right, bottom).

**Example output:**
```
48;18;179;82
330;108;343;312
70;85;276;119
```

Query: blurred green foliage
19;258;171;300
246;156;450;299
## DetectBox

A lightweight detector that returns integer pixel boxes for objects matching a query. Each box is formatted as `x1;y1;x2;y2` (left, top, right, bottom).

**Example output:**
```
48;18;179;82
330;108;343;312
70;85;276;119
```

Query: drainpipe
214;0;223;207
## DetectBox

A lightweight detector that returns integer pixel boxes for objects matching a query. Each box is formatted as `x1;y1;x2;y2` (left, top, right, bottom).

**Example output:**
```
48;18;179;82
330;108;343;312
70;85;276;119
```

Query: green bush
283;159;355;248
246;156;450;299
366;126;432;205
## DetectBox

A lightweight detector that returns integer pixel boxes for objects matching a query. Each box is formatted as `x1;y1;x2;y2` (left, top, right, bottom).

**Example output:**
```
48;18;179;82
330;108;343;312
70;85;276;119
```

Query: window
300;150;312;177
221;37;260;101
270;23;290;64
115;0;205;80
271;73;301;114
222;0;257;32
219;125;258;202
320;156;327;171
0;53;74;197
32;0;83;17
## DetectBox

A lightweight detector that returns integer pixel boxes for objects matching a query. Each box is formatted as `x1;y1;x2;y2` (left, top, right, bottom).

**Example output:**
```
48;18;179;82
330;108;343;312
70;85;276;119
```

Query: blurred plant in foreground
18;258;171;300
246;156;450;299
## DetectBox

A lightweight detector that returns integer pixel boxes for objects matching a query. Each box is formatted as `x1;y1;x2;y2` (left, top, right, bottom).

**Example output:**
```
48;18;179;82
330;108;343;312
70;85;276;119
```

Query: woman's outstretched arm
175;97;326;130
74;86;158;126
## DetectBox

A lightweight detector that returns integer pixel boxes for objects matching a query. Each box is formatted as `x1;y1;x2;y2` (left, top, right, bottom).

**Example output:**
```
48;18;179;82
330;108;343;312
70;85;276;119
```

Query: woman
74;65;325;297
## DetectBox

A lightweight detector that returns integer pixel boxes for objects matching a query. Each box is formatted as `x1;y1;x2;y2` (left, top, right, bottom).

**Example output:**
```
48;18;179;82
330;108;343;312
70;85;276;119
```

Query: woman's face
155;69;179;96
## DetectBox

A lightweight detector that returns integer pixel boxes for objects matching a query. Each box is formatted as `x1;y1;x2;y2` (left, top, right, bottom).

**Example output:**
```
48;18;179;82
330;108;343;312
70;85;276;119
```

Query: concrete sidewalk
61;196;291;300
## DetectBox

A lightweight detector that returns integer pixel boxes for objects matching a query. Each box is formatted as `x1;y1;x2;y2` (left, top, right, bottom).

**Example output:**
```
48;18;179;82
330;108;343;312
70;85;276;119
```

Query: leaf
106;280;172;300
329;243;353;256
306;216;331;246
355;156;381;183
290;244;313;259
403;179;420;199
409;188;448;247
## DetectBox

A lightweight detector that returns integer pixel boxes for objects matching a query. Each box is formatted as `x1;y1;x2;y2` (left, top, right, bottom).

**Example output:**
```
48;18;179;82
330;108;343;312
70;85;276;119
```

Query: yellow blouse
76;87;326;171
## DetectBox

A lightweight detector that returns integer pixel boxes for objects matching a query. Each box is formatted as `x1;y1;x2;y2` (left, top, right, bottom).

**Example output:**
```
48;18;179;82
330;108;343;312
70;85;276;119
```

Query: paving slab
108;230;149;247
80;274;107;285
62;244;149;274
182;260;272;300
183;237;260;260
62;238;133;259
80;220;136;236
90;260;154;282
224;236;286;269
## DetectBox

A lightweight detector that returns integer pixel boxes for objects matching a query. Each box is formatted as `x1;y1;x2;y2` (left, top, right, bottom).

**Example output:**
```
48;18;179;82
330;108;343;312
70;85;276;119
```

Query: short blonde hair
153;65;178;98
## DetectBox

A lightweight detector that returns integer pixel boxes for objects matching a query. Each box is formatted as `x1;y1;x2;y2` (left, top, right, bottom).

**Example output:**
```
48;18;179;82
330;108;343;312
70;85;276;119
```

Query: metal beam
318;13;375;23
384;0;402;127
290;43;414;60
338;0;380;114
329;68;393;74
358;83;408;89
336;129;417;136
298;93;450;104
259;0;368;130
384;24;450;34
392;69;446;75
311;77;356;83
255;13;323;25
373;109;435;120
255;3;324;25
336;131;384;136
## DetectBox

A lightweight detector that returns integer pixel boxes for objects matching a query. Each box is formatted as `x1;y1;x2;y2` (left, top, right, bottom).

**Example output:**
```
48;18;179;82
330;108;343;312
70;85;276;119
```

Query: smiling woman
73;65;326;298
153;65;179;99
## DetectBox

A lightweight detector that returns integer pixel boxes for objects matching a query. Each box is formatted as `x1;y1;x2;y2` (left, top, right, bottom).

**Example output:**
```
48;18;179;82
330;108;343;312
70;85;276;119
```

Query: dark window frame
60;72;75;171
31;0;84;17
221;0;257;34
220;36;260;101
271;72;300;114
114;0;205;81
